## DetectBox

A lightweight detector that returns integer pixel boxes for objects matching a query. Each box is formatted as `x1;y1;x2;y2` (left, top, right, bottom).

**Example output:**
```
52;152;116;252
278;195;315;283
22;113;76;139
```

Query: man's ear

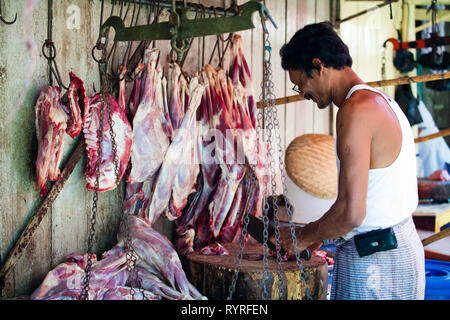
311;58;323;75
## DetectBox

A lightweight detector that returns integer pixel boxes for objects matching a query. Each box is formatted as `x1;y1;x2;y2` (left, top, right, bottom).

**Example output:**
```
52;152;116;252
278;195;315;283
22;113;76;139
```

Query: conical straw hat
285;134;338;199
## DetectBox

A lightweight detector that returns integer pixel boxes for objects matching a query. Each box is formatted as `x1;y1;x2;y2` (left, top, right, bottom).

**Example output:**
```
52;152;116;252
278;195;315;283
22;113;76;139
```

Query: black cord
389;0;393;20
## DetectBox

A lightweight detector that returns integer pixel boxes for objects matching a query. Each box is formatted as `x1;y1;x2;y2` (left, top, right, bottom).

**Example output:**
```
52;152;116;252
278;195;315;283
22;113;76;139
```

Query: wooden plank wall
0;0;331;297
337;0;416;139
0;0;157;298
338;0;406;100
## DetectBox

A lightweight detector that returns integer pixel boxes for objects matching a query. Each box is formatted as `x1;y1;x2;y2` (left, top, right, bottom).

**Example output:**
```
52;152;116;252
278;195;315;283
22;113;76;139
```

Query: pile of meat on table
31;34;268;300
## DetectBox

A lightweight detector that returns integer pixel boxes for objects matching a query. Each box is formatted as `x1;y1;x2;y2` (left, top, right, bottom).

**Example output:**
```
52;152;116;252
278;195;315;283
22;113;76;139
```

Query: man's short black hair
280;22;353;78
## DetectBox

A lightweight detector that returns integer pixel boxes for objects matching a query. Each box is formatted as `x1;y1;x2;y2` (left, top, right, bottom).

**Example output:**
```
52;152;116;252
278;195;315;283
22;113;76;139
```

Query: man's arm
278;101;374;254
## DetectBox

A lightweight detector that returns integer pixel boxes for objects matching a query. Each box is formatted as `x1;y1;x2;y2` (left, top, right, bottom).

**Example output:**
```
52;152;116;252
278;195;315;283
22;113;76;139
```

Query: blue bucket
425;259;450;300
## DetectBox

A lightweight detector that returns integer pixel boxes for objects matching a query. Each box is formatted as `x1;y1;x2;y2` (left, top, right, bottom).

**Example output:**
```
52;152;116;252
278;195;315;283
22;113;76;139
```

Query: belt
333;216;412;248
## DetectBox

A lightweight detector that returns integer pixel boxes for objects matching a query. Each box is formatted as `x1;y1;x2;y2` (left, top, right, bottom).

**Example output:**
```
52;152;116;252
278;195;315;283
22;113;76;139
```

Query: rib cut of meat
34;86;68;197
60;71;87;139
127;48;169;184
83;92;134;192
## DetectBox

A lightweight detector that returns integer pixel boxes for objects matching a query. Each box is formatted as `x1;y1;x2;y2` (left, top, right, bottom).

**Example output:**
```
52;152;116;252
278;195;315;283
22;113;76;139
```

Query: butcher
274;22;425;300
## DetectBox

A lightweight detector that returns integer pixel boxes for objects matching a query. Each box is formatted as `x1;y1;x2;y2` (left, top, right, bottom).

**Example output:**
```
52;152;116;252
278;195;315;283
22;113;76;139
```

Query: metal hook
260;6;277;30
0;0;17;25
0;11;17;25
42;40;57;61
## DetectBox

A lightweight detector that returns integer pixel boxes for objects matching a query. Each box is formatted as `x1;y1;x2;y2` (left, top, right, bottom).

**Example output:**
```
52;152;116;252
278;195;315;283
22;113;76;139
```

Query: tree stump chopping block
183;243;328;300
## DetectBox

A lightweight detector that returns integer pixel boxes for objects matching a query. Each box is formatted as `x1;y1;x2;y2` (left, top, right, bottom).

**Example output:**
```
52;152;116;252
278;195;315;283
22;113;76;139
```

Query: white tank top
336;84;418;240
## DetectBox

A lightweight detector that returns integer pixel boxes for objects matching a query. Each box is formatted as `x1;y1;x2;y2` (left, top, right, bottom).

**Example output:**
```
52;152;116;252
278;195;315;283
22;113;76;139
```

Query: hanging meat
60;71;87;139
118;214;206;300
127;63;145;120
204;66;247;238
148;78;205;224
83;76;134;192
174;77;221;255
123;178;155;218
31;214;206;300
229;34;257;128
174;50;266;255
34;72;87;196
167;63;185;130
30;246;159;300
34;86;69;197
127;48;169;184
168;76;201;219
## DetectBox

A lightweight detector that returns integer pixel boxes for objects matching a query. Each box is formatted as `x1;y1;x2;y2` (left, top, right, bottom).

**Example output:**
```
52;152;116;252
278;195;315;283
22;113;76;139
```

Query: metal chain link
226;172;256;300
80;38;146;300
261;19;312;300
80;93;105;301
105;65;147;301
261;95;274;300
259;20;287;300
227;91;266;300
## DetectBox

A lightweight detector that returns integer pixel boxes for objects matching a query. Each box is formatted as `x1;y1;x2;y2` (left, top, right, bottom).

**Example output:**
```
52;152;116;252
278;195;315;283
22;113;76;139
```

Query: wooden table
412;203;450;233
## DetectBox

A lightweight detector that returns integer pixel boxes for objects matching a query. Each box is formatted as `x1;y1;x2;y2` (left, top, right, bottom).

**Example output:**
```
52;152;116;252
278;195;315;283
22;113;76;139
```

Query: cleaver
247;215;311;261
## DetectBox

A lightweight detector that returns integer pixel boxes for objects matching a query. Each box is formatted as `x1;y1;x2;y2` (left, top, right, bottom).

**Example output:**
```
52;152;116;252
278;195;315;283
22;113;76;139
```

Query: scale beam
100;1;276;42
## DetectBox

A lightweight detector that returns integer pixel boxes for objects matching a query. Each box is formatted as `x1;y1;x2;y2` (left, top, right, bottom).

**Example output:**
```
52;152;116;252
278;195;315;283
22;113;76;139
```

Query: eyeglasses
292;84;302;94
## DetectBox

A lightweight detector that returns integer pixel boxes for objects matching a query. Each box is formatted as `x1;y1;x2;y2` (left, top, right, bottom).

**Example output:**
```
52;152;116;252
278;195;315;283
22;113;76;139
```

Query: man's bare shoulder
336;90;387;128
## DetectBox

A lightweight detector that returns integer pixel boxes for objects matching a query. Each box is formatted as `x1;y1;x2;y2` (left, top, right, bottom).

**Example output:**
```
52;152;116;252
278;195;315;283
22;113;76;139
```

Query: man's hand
269;226;322;255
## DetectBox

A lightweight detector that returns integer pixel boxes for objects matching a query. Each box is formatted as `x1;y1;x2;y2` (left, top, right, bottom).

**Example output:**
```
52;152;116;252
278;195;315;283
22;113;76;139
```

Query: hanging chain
81;33;146;299
227;91;267;300
226;172;256;300
261;19;312;300
259;22;286;300
109;101;147;300
80;89;105;301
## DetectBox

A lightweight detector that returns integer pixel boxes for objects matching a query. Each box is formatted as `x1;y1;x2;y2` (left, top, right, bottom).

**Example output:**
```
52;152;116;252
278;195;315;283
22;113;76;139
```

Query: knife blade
247;215;311;261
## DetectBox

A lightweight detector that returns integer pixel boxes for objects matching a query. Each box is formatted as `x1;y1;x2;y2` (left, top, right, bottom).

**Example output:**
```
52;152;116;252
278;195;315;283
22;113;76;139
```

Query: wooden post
0;138;85;282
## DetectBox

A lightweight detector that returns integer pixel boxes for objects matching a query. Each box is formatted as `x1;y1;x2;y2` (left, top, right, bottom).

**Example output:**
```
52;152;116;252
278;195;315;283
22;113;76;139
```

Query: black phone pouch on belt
354;227;398;257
